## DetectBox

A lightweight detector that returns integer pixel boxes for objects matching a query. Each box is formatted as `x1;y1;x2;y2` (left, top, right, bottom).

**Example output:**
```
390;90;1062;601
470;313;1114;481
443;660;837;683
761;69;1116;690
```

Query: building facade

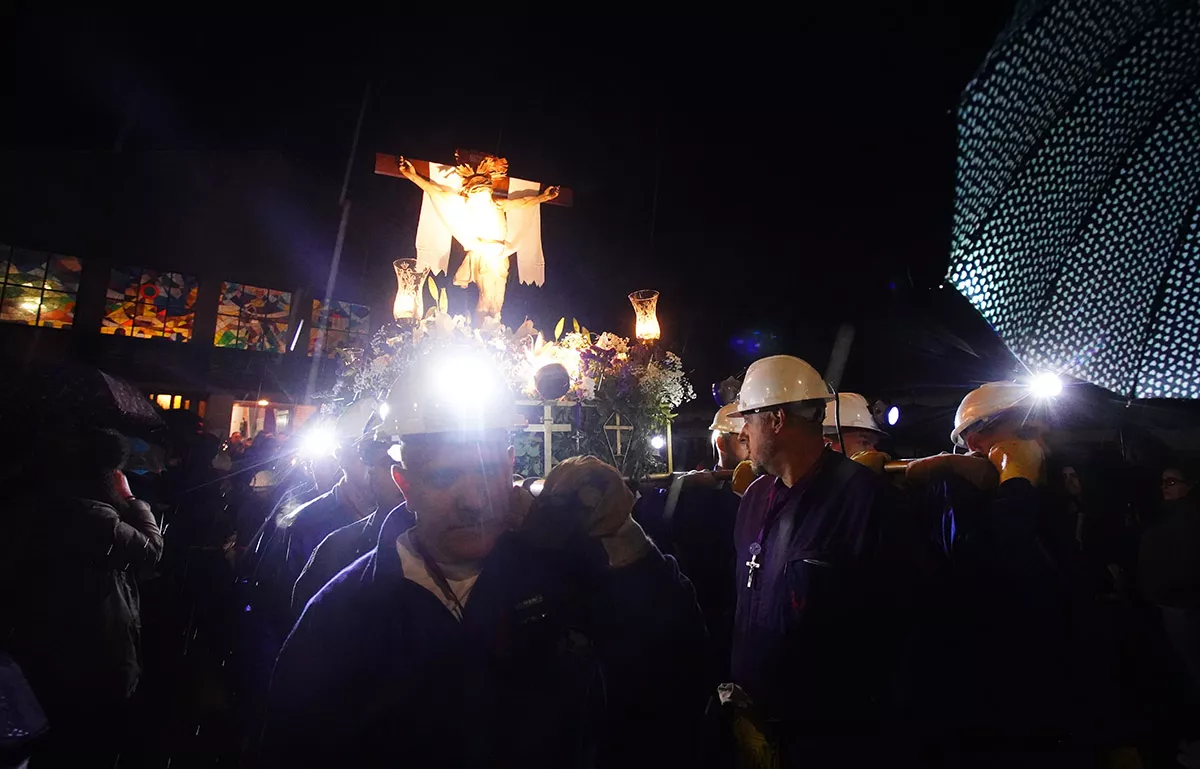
0;150;411;439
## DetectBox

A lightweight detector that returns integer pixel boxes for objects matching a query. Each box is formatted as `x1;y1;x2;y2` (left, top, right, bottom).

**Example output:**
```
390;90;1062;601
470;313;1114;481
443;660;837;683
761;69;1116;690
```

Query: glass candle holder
628;289;661;341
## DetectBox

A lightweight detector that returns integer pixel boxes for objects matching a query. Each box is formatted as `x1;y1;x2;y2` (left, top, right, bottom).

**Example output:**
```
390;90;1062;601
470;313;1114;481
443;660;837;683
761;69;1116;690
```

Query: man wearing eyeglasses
1159;466;1193;502
1141;464;1200;764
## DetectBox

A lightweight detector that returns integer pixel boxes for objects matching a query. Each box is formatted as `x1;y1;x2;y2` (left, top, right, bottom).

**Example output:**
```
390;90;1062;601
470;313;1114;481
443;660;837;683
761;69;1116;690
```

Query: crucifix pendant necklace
746;542;762;588
746;484;782;590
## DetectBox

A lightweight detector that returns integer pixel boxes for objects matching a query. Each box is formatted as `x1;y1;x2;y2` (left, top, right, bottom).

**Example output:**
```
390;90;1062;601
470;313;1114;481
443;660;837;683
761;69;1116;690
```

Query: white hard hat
950;381;1038;448
731;355;833;417
822;393;883;435
377;347;525;440
709;403;745;434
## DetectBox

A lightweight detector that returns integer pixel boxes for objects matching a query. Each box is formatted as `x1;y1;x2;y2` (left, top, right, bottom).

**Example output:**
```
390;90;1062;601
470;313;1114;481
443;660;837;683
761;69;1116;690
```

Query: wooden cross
604;413;634;457
374;149;573;207
520;402;573;473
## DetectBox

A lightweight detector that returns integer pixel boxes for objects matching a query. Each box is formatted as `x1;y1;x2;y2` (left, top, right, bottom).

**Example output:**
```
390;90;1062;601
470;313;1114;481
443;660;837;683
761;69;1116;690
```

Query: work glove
506;484;535;530
518;456;636;549
850;450;889;474
731;460;757;496
905;453;999;491
987;439;1046;486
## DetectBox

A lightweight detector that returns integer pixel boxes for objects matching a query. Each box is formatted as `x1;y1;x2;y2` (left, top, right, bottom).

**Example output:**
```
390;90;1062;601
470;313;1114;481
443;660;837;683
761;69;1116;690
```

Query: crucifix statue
376;150;568;319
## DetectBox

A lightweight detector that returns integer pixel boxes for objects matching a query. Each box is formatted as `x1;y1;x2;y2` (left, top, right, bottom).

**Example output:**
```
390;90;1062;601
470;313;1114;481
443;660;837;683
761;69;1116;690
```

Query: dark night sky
2;9;1019;398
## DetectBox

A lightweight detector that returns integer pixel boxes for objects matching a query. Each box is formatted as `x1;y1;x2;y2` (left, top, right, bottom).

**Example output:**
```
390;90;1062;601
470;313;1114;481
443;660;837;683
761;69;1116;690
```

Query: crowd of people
1;350;1198;769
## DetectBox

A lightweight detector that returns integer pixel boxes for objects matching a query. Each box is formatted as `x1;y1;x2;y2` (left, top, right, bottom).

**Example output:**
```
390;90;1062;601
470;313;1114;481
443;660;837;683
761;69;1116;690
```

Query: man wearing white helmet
261;347;706;769
710;402;749;470
823;392;889;464
901;380;1121;764
727;355;913;767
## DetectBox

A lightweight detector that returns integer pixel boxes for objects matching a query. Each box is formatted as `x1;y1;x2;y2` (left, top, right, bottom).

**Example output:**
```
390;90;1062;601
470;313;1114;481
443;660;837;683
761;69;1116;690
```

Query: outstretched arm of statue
500;185;560;210
397;157;453;197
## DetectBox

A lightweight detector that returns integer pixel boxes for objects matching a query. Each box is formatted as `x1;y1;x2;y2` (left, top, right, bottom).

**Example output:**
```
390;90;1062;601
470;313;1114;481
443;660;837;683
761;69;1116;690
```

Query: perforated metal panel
948;0;1200;398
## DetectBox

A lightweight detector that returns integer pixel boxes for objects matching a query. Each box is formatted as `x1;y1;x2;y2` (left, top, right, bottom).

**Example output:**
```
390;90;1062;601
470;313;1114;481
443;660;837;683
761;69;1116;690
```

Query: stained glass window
0;245;81;329
101;267;199;341
214;281;292;353
308;299;371;358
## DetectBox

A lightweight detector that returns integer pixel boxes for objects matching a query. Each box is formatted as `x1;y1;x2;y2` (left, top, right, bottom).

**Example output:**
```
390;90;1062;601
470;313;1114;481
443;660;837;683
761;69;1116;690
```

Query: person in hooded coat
1;427;163;768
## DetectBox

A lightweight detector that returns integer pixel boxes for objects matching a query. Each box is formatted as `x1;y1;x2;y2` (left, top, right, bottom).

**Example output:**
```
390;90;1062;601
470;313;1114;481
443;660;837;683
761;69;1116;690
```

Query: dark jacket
635;476;740;682
260;506;707;769
1139;494;1200;609
242;481;365;622
1;495;162;712
234;480;367;718
731;451;915;750
291;504;414;614
905;472;1116;747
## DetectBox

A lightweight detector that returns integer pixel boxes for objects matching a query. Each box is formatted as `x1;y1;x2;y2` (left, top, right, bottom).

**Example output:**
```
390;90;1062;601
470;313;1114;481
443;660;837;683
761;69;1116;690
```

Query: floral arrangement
320;309;694;479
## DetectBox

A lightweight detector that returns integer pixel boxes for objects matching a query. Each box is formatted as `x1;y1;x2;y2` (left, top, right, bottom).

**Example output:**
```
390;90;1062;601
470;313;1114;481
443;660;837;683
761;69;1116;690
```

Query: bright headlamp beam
434;353;495;403
886;405;900;426
298;427;338;459
650;435;666;450
1029;372;1064;399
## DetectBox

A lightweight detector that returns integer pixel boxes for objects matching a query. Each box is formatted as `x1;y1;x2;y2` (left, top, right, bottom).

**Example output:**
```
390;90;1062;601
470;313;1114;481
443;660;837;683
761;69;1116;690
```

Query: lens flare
1030;372;1063;398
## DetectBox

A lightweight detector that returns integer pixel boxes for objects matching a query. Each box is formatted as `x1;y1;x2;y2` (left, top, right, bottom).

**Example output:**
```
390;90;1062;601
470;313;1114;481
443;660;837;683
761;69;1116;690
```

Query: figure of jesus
396;154;559;318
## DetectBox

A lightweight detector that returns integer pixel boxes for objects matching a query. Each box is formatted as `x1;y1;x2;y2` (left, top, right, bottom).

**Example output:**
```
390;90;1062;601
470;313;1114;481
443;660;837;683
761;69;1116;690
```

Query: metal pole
306;82;370;400
666;420;674;473
825;323;855;392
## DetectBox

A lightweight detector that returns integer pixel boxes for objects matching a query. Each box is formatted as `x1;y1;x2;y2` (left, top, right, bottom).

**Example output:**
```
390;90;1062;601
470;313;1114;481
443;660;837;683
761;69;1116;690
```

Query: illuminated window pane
46;255;82;292
8;248;46;288
215;281;292;353
0;245;80;329
102;267;198;342
308;298;370;358
155;394;172;410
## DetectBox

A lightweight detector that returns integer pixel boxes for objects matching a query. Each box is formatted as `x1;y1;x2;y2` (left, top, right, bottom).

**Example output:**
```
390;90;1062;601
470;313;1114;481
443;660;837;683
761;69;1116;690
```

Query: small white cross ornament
521;402;573;473
603;412;633;457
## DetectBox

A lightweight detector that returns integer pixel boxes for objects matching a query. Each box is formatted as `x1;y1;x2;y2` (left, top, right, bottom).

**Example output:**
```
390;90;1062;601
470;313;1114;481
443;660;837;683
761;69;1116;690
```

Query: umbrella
947;0;1200;398
0;362;165;432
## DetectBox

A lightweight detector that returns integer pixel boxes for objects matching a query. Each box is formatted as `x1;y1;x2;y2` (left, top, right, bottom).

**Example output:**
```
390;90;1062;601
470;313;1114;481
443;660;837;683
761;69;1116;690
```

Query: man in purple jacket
727;355;914;768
